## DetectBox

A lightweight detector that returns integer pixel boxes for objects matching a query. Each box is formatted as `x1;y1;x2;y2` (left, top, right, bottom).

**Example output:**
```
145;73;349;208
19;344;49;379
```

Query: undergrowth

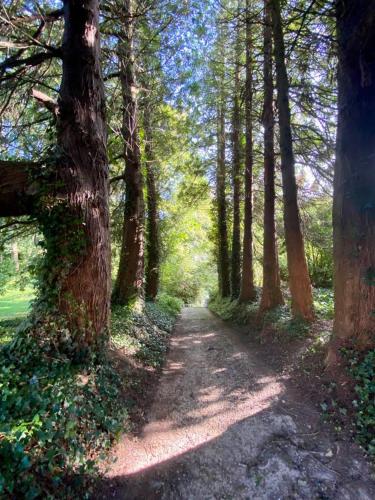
209;287;334;341
0;293;182;498
347;349;375;456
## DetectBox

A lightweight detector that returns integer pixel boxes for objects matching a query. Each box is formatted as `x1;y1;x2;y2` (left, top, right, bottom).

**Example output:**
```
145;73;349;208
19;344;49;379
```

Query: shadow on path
97;308;375;500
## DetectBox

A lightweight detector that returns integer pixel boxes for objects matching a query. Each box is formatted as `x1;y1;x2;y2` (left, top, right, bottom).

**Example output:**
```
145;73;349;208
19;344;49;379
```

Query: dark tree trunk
144;112;160;301
53;0;110;346
239;0;256;303
271;0;314;321
231;27;242;300
113;0;145;305
259;0;283;312
216;88;231;298
327;0;375;365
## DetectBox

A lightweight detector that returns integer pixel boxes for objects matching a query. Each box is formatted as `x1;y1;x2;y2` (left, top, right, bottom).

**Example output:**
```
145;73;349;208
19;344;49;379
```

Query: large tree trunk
113;0;145;305
271;0;314;321
259;0;283;312
230;26;242;300
52;0;110;347
239;0;256;303
327;1;375;365
216;87;231;299
0;2;111;350
144;112;160;301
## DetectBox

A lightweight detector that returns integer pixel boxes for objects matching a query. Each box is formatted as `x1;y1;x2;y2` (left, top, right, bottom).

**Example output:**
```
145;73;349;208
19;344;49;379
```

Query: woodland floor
98;308;375;500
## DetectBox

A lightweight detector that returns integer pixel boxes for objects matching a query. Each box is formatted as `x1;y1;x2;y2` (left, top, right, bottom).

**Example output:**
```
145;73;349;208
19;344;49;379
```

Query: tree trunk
230;26;242;300
271;0;314;321
216;87;231;298
327;0;375;365
11;242;19;272
113;0;145;305
239;0;256;303
259;0;283;312
144;112;160;301
51;0;110;347
0;2;111;350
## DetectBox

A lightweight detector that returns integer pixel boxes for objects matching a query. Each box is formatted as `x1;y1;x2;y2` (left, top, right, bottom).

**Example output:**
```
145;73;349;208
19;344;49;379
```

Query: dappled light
1;0;375;497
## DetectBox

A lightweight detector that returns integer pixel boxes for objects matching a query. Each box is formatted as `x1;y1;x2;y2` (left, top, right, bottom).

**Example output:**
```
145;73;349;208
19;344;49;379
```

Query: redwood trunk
327;0;375;364
113;0;145;305
55;0;110;346
230;27;242;300
239;0;256;303
272;0;314;320
144;113;160;301
259;0;283;312
216;90;231;298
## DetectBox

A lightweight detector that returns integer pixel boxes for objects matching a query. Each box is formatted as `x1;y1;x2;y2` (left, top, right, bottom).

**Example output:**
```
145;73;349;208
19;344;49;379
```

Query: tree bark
113;0;145;305
52;0;111;346
327;0;375;364
259;0;283;312
0;3;111;350
230;25;242;300
144;112;160;301
271;0;314;321
216;87;231;298
239;0;256;303
12;242;19;272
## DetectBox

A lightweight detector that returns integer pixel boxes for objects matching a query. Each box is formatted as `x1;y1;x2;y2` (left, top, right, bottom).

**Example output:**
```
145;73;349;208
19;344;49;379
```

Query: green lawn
0;286;34;320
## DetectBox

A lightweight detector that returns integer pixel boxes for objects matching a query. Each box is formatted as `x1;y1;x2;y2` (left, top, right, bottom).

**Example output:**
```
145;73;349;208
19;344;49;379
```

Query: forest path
101;308;375;499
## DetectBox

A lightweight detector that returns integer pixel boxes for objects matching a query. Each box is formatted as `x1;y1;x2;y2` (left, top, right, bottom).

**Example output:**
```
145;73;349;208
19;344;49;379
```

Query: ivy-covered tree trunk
144;113;160;301
327;0;375;365
259;0;283;312
0;2;111;350
231;25;242;300
113;0;145;305
216;88;231;298
50;0;110;347
272;0;314;321
239;0;256;303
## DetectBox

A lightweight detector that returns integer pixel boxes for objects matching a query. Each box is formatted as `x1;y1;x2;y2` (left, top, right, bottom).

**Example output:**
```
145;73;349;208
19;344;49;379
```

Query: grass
0;286;35;346
0;286;34;320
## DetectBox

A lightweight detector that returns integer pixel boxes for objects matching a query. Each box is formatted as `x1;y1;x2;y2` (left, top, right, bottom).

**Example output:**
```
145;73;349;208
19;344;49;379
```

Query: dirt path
100;308;375;499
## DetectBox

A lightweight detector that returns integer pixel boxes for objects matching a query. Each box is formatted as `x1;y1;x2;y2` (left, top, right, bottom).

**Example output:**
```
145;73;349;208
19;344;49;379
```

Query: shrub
0;325;127;498
348;349;375;456
156;293;183;317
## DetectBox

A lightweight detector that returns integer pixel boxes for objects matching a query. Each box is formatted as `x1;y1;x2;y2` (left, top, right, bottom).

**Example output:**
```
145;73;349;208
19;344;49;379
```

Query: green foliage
302;196;333;288
0;255;13;294
0;325;127;499
209;293;258;325
262;305;310;340
111;298;179;368
348;349;375;456
313;288;334;319
154;293;183;319
0;317;23;346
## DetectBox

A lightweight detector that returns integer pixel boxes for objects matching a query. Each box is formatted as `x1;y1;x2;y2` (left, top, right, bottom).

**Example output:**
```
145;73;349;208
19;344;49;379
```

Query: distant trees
230;22;242;300
144;111;160;301
239;0;256;303
216;85;231;298
113;0;145;306
271;0;314;321
328;0;375;364
259;0;283;311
